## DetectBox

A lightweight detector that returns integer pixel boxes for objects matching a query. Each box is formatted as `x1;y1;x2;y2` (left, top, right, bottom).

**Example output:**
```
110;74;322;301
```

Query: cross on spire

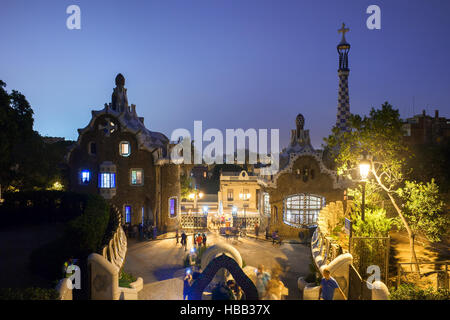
338;22;349;42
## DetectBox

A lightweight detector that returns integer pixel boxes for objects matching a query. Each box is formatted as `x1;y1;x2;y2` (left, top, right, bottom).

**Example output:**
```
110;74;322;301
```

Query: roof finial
338;22;350;43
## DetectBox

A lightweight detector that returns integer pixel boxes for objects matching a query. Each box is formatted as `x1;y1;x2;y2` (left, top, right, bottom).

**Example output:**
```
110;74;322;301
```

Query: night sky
1;0;449;149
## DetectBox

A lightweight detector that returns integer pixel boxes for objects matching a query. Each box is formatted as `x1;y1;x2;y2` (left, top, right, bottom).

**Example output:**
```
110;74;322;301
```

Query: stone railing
88;253;143;300
300;201;391;300
101;226;127;270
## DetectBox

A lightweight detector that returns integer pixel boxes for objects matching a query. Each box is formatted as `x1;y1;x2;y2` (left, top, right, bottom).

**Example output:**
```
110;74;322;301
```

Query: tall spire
336;23;351;132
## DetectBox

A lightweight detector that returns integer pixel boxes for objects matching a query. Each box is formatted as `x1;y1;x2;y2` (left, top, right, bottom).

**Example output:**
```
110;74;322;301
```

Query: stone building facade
263;115;349;238
66;74;181;232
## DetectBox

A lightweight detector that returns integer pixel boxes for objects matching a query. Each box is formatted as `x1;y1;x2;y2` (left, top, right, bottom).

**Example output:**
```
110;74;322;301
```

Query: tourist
183;270;193;300
266;268;288;300
181;231;187;251
175;229;179;245
196;233;203;248
211;281;234;300
255;264;271;298
227;280;245;300
272;230;280;245
202;233;207;247
153;226;158;240
138;223;143;241
254;222;259;237
318;268;345;300
265;226;270;240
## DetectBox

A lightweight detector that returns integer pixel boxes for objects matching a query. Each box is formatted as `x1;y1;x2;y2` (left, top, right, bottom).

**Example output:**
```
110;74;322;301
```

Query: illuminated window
131;169;143;185
169;197;178;218
283;194;325;227
125;206;131;223
119;141;131;157
227;189;234;201
80;170;91;184
99;173;116;189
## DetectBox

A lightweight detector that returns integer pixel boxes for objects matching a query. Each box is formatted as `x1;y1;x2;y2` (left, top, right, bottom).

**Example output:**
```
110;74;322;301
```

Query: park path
123;231;311;300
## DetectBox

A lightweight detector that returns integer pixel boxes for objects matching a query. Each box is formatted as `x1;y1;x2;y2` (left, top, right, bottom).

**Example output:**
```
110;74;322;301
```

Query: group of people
123;222;157;241
255;265;289;300
176;230;207;251
211;280;245;300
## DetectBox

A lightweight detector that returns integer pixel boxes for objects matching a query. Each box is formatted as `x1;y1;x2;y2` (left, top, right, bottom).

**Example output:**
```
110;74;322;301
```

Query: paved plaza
123;231;311;300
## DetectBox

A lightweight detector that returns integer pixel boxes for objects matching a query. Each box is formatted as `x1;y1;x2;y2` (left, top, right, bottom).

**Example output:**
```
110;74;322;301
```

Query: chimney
422;109;426;116
435;110;439;119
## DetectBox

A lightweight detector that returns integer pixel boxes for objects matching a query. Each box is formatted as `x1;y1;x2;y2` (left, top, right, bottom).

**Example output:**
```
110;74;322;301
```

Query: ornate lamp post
359;152;371;221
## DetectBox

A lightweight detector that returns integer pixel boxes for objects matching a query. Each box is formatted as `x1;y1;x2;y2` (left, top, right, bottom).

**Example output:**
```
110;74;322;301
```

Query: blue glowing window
80;170;90;184
99;173;116;188
169;198;177;217
125;206;131;223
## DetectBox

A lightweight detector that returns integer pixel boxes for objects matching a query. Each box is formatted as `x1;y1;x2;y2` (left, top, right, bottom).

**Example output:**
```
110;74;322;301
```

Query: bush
390;283;450;300
0;287;59;300
119;271;137;288
0;191;89;229
29;193;110;283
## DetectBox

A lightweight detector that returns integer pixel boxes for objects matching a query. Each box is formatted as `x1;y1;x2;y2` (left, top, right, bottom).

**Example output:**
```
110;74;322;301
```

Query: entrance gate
181;213;208;229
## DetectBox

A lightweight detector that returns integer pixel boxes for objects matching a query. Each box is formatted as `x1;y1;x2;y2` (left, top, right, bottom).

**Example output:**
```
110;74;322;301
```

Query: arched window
283;194;325;227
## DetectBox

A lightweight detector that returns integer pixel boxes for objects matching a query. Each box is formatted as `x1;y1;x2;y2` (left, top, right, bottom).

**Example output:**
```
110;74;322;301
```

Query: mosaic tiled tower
336;23;351;132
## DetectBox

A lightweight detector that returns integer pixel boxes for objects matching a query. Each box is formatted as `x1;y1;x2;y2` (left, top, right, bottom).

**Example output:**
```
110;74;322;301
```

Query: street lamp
359;152;371;221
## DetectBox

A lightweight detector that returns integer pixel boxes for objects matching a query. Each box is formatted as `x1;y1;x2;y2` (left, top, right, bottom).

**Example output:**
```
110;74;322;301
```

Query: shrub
119;271;137;288
390;283;450;300
0;287;59;300
29;193;110;283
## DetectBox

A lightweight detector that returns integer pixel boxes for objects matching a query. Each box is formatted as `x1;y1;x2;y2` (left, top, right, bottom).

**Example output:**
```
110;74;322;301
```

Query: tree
397;179;448;243
0;80;71;192
324;102;437;270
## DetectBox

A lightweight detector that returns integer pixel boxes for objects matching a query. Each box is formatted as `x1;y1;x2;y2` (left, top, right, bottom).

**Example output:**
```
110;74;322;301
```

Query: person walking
254;222;259;237
175;229;179;245
183;270;193;300
196;233;203;248
181;231;187;251
202;233;207;247
318;268;346;300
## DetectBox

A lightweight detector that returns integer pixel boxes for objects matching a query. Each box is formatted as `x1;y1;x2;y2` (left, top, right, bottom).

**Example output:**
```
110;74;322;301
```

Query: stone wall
159;163;181;232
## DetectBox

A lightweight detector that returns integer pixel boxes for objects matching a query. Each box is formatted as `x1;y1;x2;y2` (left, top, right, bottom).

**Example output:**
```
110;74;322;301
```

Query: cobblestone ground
123;230;312;300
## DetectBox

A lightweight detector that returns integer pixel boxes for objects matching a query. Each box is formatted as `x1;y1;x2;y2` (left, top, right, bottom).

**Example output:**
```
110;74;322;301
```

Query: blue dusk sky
1;0;449;149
